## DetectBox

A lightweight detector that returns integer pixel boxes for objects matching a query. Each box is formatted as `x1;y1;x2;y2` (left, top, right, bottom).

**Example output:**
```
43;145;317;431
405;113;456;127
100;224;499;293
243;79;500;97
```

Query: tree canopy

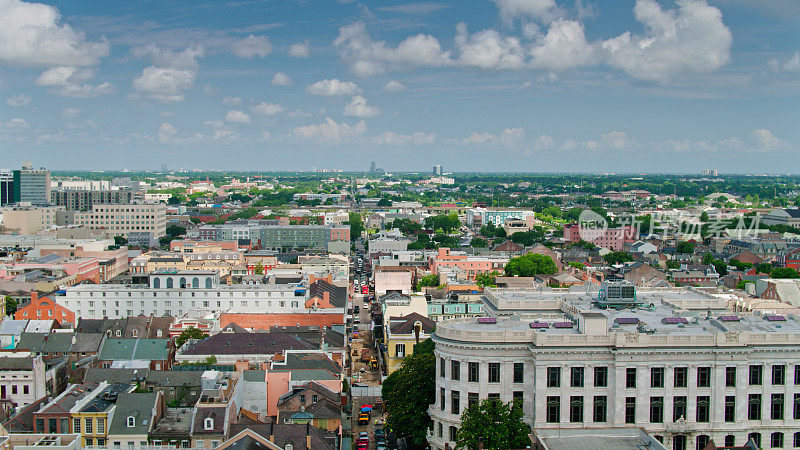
456;399;531;450
424;213;460;233
382;339;435;449
603;251;634;265
504;253;557;277
175;327;208;348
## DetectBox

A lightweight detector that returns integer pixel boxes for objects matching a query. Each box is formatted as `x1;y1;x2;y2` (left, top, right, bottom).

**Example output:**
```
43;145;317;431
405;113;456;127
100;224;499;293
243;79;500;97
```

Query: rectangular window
513;363;524;383
625;397;636;424
468;362;479;382
651;368;665;388
795;394;800;420
569;396;584;423
449;426;457;443
440;358;445;378
440;388;445;411
488;363;500;383
749;394;762;420
771;433;783;449
696;396;710;422
73;419;80;434
96;418;104;434
85;418;93;434
673;396;687;422
650;396;664;423
697;366;711;388
795;365;800;385
771;393;784;420
593;395;607;422
726;367;737;387
750;365;763;385
594;367;608;387
395;343;405;358
547;367;561;388
626;368;637;389
571;367;584;388
546;396;560;423
674;367;687;388
451;361;460;381
35;419;44;433
725;396;736;422
451;391;460;415
468;392;479;409
772;365;786;385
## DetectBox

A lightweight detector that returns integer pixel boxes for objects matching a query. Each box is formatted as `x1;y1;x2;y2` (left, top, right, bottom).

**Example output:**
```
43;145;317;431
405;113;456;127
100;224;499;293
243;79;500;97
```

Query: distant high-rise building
433;164;444;176
700;169;718;176
370;161;377;172
161;164;168;172
0;170;14;206
12;162;50;206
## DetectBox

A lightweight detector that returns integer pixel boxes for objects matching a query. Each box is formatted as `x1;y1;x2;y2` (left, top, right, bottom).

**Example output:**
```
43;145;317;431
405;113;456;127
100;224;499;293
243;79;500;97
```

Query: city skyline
0;0;798;172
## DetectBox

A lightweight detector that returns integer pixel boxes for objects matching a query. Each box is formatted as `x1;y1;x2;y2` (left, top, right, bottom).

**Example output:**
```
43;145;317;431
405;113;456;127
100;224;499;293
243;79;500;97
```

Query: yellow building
71;382;132;447
383;312;436;374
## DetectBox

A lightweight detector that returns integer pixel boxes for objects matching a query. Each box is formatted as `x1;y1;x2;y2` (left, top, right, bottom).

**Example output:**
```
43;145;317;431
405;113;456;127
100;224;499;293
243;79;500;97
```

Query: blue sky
0;0;798;173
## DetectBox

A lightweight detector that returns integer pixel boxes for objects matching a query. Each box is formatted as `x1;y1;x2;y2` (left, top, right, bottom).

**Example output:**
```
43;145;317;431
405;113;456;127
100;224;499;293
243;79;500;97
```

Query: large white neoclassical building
429;282;800;450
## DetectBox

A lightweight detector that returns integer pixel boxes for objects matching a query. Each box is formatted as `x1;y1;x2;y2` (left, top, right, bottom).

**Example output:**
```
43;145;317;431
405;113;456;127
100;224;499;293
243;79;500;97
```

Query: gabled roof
227;423;337;450
181;332;315;356
389;312;436;335
2;397;48;432
42;331;75;353
37;382;99;415
307;279;346;308
70;332;104;353
192;405;226;435
107;392;159;435
97;339;171;361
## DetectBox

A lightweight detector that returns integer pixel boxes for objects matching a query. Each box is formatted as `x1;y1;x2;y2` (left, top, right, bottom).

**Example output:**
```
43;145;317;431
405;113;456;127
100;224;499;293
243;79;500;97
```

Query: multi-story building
465;208;535;228
428;283;800;450
428;248;507;281
72;203;167;238
12;163;51;206
51;189;141;211
563;223;638;250
0;170;14;207
59;270;345;320
1;206;63;234
0;353;47;410
70;382;132;447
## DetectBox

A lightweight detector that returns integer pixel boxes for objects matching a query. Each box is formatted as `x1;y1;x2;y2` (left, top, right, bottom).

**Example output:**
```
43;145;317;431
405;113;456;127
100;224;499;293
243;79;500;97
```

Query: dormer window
116;330;122;337
127;416;135;428
132;330;138;338
204;417;214;431
156;330;163;337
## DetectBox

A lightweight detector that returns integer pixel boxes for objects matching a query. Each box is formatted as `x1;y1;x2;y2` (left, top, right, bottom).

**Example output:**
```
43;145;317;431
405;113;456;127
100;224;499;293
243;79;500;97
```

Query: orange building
15;292;75;324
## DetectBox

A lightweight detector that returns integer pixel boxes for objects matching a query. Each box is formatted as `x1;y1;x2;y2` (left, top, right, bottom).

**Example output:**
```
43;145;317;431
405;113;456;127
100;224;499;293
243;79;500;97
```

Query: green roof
98;339;171;361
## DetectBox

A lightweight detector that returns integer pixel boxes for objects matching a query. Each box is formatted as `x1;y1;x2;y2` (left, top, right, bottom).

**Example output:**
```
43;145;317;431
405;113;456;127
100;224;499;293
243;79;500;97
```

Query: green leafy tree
114;236;128;246
470;237;488;248
676;241;696;254
665;260;681;270
568;261;585;270
424;214;460;233
416;274;440;290
603;251;634;265
377;198;393;207
5;296;19;316
456;399;531;450
175;327;208;348
771;267;800;279
510;227;545;246
475;272;499;288
348;213;365;239
756;263;773;274
504;253;557;277
167;194;185;205
166;225;187;237
382;340;435;449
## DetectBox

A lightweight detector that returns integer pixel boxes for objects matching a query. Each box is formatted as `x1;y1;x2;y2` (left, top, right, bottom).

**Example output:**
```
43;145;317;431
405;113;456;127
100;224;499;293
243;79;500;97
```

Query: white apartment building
73;203;166;238
0;353;47;410
59;270;342;319
429;284;800;450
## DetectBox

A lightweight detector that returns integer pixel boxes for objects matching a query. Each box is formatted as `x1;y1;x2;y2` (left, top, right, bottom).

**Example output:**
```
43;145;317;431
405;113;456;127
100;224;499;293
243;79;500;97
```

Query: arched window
153;278;161;289
115;330;121;337
192;277;199;288
696;435;710;450
179;277;187;289
205;278;212;289
132;329;138;338
166;278;174;289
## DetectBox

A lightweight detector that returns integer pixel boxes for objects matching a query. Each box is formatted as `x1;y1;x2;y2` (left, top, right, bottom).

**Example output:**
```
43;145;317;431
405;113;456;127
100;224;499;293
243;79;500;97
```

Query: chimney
31;292;38;304
322;291;330;306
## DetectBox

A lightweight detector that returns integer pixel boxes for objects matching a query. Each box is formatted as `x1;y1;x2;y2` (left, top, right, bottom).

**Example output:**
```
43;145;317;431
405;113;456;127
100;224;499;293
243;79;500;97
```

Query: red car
356;438;369;450
362;285;369;294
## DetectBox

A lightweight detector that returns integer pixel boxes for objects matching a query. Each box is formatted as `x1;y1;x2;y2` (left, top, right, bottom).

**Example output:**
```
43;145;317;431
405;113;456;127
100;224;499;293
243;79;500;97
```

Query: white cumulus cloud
36;66;115;97
271;72;293;86
232;35;272;58
492;0;558;24
251;102;286;116
222;96;242;106
373;131;435;146
288;40;310;58
1;118;28;128
601;0;732;83
382;80;407;91
306;78;361;96
157;122;177;143
59;108;79;118
291;117;366;144
343;96;381;118
768;51;800;72
225;110;251;124
131;45;204;102
6;93;31;106
0;0;110;67
748;129;788;152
